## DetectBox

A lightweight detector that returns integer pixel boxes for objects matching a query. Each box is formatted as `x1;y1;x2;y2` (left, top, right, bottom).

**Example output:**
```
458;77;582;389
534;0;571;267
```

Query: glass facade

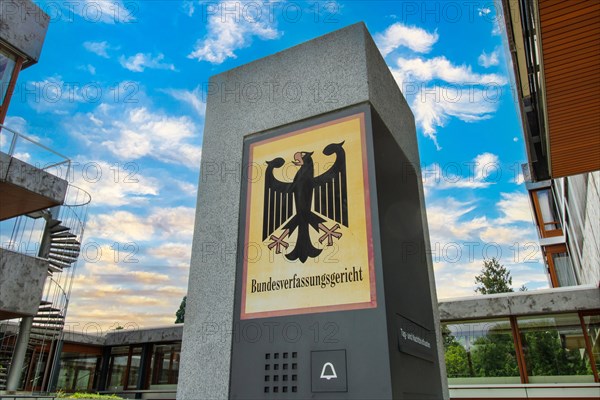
583;314;600;379
442;319;520;384
0;48;17;106
57;350;102;392
551;251;577;286
149;343;180;386
532;188;562;237
518;314;595;383
106;346;129;390
443;312;599;385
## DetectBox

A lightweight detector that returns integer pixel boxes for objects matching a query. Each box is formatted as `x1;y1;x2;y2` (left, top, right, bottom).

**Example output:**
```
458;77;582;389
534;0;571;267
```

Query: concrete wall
580;171;600;285
0;248;47;318
438;285;600;321
0;152;68;220
0;0;49;65
105;325;183;346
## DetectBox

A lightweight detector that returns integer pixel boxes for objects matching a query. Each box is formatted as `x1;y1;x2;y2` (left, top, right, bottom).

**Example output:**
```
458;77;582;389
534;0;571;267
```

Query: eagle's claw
268;229;290;254
318;223;342;246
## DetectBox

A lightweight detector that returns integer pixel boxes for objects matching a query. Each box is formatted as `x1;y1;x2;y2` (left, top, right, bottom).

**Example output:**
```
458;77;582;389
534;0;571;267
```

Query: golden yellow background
243;114;374;317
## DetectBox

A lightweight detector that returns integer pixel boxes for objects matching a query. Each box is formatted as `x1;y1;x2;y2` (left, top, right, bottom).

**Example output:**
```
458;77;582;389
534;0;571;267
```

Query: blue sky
6;0;548;330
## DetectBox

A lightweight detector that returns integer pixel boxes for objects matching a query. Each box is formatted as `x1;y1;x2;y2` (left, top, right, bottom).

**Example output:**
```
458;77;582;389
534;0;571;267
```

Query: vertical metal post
6;316;33;391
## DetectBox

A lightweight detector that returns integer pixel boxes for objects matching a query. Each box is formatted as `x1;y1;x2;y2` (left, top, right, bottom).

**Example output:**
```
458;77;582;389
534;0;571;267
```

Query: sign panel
241;112;376;319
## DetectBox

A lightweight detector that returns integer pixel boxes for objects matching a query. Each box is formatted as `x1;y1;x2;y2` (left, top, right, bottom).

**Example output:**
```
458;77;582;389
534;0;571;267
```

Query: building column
6;316;33;391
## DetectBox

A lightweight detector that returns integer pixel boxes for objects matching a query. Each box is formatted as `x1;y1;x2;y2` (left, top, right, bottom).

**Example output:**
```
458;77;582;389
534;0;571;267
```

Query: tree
175;295;187;324
474;258;514;294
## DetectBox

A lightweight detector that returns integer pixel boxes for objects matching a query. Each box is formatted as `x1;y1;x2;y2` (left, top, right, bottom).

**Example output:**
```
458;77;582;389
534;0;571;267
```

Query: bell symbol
320;362;338;380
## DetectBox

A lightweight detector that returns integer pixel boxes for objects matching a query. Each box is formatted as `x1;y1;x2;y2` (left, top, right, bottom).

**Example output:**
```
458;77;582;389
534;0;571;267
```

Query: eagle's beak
292;152;304;166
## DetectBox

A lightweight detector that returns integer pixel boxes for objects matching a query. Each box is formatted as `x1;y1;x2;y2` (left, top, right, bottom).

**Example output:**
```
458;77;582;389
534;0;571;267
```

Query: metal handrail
0;124;71;181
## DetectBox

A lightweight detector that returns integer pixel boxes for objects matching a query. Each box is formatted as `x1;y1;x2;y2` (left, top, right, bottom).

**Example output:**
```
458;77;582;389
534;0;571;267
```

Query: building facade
501;0;600;288
2;285;594;400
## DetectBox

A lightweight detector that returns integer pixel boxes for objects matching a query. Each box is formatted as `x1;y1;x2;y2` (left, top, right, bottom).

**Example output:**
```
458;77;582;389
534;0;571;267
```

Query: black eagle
263;142;348;263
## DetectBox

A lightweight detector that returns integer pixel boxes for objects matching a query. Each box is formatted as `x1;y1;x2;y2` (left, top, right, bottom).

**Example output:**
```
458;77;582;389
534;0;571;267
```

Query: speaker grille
263;352;298;394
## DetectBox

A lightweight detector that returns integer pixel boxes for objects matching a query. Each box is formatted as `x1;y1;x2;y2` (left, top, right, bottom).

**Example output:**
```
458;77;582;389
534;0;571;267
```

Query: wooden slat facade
539;0;600;178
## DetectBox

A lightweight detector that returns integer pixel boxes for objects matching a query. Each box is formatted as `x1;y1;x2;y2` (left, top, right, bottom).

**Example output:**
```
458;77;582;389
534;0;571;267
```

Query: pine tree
474;258;514;294
175;295;187;324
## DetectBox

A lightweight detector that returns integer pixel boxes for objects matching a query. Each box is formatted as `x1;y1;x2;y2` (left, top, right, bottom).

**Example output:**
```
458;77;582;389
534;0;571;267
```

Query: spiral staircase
0;185;89;392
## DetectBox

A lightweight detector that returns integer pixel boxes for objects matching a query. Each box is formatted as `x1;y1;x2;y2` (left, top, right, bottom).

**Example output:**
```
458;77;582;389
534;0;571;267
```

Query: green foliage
442;322;520;379
175;295;187;324
445;342;470;377
474;258;514;294
55;392;123;399
522;330;593;377
470;333;520;377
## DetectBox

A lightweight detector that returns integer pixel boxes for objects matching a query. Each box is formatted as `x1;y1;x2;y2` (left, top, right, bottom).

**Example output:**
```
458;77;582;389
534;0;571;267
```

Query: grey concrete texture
1;153;68;202
105;324;183;346
179;22;447;399
0;248;47;317
0;0;49;65
438;285;600;321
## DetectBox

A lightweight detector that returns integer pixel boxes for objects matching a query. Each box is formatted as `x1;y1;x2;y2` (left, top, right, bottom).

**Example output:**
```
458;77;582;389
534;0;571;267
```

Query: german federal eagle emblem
262;142;348;263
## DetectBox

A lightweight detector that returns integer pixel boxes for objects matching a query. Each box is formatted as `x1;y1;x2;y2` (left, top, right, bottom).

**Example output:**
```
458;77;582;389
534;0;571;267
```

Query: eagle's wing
313;142;348;227
263;158;295;241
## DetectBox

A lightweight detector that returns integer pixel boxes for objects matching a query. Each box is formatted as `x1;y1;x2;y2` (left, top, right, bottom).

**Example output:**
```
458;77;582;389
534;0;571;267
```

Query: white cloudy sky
2;0;548;330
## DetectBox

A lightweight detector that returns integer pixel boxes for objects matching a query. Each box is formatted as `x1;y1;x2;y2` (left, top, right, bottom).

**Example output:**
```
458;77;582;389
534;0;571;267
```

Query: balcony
0;124;70;221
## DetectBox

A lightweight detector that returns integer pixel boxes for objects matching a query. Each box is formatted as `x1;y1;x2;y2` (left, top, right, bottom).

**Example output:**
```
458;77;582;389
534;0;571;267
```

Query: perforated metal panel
263;351;299;394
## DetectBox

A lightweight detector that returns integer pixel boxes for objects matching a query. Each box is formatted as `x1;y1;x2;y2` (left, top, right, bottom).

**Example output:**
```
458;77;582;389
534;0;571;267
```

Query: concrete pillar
178;22;448;399
6;316;33;391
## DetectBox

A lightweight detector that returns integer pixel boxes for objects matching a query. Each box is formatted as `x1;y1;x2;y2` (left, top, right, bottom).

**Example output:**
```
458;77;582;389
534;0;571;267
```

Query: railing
0;183;91;393
0;124;71;181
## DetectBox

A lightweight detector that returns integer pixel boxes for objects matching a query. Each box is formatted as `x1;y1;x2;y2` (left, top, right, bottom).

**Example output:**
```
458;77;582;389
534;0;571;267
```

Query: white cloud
162;86;206;116
83;41;112;58
393;56;507;87
188;1;281;64
81;64;97;75
71;159;160;207
411;85;499;148
70;104;202;168
148;207;195;240
496;192;534;224
149;242;192;266
426;198;484;245
119;53;176;72
87;210;155;242
374;22;438;56
423;153;501;189
3;116;29;136
71;0;136;24
182;0;196;16
85;207;195;243
478;7;491;16
478;48;500;68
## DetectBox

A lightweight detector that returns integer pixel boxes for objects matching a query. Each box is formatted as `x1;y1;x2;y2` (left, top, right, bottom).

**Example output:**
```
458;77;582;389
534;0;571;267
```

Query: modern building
0;284;595;400
501;0;600;288
0;0;90;394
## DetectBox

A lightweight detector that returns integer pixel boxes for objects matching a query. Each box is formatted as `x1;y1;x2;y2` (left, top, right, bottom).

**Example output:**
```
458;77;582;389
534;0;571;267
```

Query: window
0;48;17;106
106;346;129;390
148;343;180;386
126;346;143;388
531;188;562;237
106;345;143;390
545;244;577;287
57;349;102;392
518;314;594;383
442;319;520;384
582;313;600;380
